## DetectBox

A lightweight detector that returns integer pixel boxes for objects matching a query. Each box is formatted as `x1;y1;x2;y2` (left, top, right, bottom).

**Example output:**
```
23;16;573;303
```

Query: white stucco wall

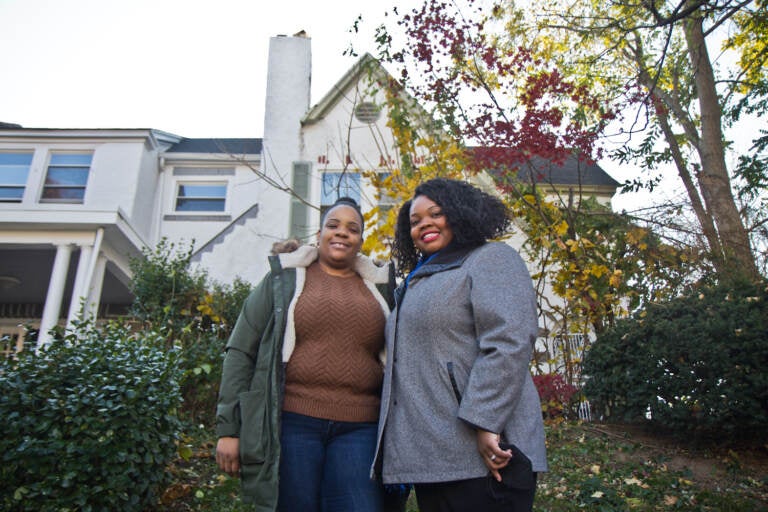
186;164;298;286
129;143;163;243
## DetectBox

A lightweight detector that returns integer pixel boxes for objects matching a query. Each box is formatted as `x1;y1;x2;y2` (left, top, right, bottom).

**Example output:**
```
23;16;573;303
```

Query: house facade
0;33;619;354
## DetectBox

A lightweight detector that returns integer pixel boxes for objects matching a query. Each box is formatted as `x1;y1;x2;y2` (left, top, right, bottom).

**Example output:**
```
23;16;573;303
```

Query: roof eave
302;53;391;125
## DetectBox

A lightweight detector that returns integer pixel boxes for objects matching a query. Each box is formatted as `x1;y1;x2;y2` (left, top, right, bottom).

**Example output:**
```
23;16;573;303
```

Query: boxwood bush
583;279;768;442
0;321;183;511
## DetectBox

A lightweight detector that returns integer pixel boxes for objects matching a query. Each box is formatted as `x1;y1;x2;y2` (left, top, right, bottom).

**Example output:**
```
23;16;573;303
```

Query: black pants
414;473;537;512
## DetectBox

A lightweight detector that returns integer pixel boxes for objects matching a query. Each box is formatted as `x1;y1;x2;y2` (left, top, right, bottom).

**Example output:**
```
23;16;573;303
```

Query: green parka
215;246;394;511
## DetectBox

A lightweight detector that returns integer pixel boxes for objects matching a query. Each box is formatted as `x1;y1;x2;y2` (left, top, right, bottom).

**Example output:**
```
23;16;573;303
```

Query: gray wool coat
373;242;547;485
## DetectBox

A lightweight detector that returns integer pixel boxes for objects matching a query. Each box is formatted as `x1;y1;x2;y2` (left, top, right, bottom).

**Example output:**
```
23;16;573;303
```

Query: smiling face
317;204;364;275
409;194;454;255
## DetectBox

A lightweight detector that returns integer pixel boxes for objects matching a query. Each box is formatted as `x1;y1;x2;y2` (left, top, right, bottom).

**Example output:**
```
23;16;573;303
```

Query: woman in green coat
215;197;395;512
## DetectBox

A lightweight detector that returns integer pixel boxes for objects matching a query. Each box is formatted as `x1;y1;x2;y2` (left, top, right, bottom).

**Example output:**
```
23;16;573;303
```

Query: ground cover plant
153;421;767;511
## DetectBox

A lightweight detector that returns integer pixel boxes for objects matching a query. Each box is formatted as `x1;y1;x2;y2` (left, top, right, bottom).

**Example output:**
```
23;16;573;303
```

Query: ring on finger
490;454;497;461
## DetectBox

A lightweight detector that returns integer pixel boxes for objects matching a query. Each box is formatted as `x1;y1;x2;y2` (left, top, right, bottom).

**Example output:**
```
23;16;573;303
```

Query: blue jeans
278;411;384;512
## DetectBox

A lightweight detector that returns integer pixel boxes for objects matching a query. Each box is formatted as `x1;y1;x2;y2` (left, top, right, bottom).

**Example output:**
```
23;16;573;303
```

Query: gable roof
302;53;396;125
301;54;618;194
167;138;262;154
512;154;620;188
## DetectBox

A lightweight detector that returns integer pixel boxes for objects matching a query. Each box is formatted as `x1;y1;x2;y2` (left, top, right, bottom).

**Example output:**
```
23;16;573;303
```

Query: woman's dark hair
392;178;510;275
321;196;365;233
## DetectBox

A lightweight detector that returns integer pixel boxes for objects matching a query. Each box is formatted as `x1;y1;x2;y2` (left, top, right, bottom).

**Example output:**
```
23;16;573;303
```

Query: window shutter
289;162;311;239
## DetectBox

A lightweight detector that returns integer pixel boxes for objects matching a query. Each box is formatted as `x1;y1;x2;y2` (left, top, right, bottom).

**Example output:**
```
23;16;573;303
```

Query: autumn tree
351;0;708;383
485;0;767;279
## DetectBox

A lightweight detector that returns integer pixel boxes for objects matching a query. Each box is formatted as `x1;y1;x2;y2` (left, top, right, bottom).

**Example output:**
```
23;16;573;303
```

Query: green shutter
289;162;311;239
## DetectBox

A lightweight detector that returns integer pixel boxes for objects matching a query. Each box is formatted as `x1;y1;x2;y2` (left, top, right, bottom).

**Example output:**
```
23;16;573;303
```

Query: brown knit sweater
282;262;386;422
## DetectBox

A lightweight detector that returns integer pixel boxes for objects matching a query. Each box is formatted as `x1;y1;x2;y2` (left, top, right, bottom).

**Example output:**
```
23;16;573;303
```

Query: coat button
276;307;283;313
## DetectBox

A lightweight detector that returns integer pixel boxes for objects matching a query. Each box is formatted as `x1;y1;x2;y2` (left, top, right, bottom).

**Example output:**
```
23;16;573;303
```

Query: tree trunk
655;103;725;272
684;9;759;279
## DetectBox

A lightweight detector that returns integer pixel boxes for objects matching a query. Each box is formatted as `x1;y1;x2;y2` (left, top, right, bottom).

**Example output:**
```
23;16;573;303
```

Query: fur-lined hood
276;245;391;284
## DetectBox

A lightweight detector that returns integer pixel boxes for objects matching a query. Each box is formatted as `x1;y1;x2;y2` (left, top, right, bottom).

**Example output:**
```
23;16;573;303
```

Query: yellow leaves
177;443;193;461
609;269;623;288
624;476;650;489
626;227;648;247
196;293;221;323
589;264;609;278
723;9;768;88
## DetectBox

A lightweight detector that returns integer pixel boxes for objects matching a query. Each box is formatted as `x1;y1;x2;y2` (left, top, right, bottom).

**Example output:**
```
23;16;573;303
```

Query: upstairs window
41;153;92;203
321;172;361;218
0;152;33;203
321;172;360;204
175;182;227;212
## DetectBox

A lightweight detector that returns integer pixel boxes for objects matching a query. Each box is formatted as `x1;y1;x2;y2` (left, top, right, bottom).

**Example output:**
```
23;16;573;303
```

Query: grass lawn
154;421;767;511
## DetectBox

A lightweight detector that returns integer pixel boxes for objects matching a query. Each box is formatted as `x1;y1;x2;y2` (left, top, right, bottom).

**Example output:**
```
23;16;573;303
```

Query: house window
175;183;227;212
0;152;33;202
376;172;398;224
321;172;361;218
41;153;92;202
321;172;360;204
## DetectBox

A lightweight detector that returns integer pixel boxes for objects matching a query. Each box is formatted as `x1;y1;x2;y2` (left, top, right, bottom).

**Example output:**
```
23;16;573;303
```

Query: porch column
38;244;73;348
84;255;107;319
67;244;93;324
66;228;103;324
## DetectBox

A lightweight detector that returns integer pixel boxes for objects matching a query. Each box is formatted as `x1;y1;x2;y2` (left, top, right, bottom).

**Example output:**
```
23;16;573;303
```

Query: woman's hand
216;436;241;476
476;429;512;482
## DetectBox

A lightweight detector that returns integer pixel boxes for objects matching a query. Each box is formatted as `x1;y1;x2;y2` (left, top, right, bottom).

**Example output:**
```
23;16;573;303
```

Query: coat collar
409;243;479;280
276;245;390;284
394;243;481;307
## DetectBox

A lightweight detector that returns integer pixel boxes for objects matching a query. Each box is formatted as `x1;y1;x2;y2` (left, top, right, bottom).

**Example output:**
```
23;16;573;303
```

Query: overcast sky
2;0;757;214
0;0;416;137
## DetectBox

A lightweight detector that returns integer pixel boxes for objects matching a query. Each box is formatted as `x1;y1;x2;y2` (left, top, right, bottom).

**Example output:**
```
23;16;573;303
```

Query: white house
0;32;618;354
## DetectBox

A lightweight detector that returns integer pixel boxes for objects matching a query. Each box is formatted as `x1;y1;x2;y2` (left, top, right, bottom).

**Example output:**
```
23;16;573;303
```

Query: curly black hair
391;178;510;276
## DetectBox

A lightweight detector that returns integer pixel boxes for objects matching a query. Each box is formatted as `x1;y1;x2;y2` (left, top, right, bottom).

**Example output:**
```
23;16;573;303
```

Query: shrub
533;373;578;423
129;238;208;336
129;240;253;425
583;279;768;442
0;320;183;511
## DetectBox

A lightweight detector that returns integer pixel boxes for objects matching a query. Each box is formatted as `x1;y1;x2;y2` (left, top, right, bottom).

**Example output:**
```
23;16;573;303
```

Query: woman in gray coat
373;179;547;512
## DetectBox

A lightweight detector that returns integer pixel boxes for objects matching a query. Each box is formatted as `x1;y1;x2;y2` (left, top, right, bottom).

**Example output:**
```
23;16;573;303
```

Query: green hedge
0;321;183;511
583;279;768;442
